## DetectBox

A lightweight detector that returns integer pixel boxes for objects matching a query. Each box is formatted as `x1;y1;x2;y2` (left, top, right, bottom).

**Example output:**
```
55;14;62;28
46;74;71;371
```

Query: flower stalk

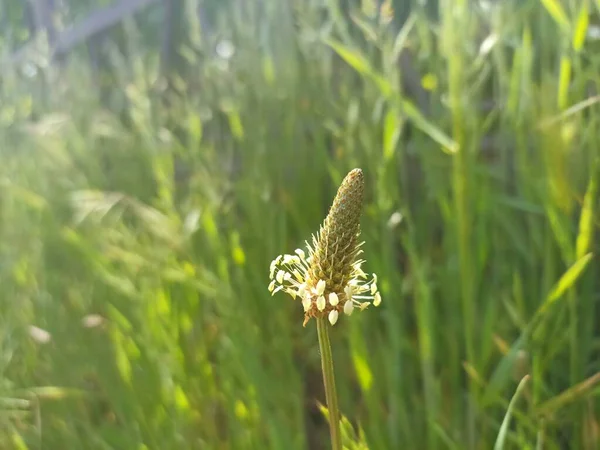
317;317;342;450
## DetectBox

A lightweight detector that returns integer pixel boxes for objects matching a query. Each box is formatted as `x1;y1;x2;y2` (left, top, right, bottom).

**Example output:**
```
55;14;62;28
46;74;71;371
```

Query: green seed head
307;168;364;293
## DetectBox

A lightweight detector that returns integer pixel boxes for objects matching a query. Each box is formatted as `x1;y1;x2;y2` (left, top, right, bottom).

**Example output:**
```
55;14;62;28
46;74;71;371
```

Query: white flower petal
268;280;276;292
328;310;339;325
329;292;339;306
343;301;354;316
295;248;305;260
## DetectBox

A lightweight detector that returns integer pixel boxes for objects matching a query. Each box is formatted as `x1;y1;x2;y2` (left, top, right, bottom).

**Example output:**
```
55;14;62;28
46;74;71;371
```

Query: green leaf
112;332;133;385
326;39;376;79
317;402;370;449
226;110;245;141
558;56;572;110
383;107;402;161
536;372;600;416
483;332;528;405
70;190;125;225
573;0;589;51
22;387;86;400
538;253;594;315
391;13;417;62
326;40;394;97
545;203;574;263
129;199;180;246
400;99;459;153
541;0;571;30
325;39;458;152
0;398;30;409
352;352;373;393
576;159;599;259
174;385;191;412
8;185;47;210
539;96;600;129
494;375;530;450
11;433;28;450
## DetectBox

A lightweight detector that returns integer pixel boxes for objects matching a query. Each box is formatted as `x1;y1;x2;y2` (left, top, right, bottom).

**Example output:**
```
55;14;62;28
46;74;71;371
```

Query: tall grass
0;0;599;449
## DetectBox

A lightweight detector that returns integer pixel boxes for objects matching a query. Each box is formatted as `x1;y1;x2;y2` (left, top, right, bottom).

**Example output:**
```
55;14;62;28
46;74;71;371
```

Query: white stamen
328;310;339;325
316;279;326;296
276;270;285;284
344;285;354;300
298;284;307;298
317;296;326;311
329;292;339;306
343;301;354;316
302;297;312;311
373;292;382;307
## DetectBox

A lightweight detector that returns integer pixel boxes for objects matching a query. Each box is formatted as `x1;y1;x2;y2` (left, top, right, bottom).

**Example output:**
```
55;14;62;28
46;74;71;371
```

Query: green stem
317;317;342;450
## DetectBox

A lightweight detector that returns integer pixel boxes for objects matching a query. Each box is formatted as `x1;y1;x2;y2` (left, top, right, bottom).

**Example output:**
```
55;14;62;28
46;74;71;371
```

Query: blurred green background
1;0;600;448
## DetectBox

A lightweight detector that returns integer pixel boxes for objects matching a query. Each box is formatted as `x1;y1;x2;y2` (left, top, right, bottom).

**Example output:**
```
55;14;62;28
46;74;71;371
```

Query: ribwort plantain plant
269;168;381;450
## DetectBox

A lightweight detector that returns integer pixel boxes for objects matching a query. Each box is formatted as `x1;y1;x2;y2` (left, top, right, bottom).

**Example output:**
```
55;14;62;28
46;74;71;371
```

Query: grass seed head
268;168;381;327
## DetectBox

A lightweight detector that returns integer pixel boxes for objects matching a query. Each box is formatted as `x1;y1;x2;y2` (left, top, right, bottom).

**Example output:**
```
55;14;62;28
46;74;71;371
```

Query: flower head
268;168;381;326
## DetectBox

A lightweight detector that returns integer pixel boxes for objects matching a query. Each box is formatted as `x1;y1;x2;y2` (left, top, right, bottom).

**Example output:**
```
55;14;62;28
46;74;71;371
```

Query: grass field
1;0;600;449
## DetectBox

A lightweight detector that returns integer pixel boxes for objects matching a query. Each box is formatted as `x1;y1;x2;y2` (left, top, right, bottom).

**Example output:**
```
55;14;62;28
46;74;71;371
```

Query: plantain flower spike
268;168;381;326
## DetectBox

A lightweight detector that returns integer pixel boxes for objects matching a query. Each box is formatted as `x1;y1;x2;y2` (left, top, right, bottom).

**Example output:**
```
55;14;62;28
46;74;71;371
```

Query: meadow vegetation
1;0;600;449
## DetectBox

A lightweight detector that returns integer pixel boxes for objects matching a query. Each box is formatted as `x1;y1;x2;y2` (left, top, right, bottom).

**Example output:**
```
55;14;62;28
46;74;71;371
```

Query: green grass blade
494;375;530;450
537;253;594;316
536;372;600;417
576;159;599;259
572;0;589;52
558;55;572;109
324;39;458;152
541;0;571;30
